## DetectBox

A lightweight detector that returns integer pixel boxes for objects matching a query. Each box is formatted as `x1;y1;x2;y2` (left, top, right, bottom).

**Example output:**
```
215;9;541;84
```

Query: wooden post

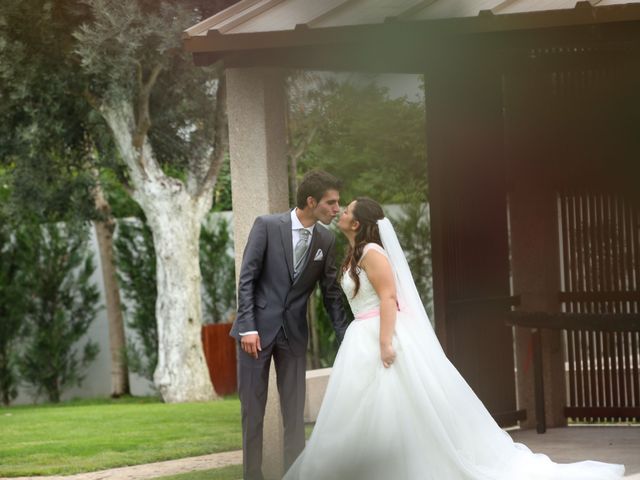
532;328;547;434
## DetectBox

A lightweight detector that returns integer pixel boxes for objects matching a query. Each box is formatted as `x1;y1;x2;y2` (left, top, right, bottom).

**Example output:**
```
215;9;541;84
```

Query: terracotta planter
201;323;237;396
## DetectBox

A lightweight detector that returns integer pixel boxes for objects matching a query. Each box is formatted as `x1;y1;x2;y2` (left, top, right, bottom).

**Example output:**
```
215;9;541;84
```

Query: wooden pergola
184;0;640;436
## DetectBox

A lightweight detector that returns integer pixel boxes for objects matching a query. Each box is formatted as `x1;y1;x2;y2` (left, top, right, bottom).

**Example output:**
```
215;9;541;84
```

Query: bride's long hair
341;197;385;297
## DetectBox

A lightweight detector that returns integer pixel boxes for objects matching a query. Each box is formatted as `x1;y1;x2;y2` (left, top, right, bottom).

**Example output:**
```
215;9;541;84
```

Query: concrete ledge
304;367;332;423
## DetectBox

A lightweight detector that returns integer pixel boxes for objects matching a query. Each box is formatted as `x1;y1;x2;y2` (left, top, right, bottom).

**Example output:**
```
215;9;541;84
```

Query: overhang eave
184;2;640;55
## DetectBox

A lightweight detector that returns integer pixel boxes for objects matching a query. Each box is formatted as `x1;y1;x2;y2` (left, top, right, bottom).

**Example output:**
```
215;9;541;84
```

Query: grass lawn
0;395;241;477
154;464;243;480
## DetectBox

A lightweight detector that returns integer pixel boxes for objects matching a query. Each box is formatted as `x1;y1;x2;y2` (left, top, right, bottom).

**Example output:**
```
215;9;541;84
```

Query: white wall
13;225;154;405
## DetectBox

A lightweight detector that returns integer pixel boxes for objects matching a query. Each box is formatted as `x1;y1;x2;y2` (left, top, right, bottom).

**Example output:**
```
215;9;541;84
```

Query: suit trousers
238;327;306;480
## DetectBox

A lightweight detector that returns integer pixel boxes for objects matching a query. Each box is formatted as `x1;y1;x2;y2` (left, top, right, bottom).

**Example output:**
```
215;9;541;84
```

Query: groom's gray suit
230;210;348;480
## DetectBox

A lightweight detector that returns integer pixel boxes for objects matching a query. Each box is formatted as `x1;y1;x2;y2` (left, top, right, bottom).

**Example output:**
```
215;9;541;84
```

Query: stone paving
510;426;640;479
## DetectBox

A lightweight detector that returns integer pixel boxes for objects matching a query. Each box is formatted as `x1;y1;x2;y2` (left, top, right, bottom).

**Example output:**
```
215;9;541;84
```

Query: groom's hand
241;334;262;359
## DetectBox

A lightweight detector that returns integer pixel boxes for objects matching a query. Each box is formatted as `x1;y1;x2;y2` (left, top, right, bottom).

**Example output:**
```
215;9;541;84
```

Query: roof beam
305;0;363;28
490;0;520;15
183;0;263;38
184;3;640;55
387;0;439;22
194;29;640;74
214;0;288;34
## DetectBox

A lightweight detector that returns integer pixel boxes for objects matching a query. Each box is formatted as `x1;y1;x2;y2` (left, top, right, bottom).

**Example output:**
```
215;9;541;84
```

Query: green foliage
200;216;236;324
0;0;101;223
292;78;428;204
74;0;229;175
9;153;98;223
1;0;238;223
99;168;144;219
0;0;90;153
114;218;157;381
212;153;233;211
0;218;29;406
18;222;101;403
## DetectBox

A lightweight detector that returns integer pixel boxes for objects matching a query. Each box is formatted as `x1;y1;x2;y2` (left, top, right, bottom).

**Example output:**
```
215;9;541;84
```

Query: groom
230;170;349;480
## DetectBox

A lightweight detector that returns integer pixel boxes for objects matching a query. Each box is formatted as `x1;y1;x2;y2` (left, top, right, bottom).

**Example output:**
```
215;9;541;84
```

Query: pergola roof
184;0;640;60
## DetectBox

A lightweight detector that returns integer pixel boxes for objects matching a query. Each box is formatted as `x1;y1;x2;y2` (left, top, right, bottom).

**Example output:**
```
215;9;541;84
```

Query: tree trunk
288;156;297;208
101;101;218;403
93;226;130;397
143;189;217;403
93;178;130;397
0;349;12;406
49;377;60;403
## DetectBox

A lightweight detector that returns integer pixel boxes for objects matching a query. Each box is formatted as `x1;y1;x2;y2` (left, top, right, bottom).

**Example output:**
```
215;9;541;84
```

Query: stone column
227;67;289;480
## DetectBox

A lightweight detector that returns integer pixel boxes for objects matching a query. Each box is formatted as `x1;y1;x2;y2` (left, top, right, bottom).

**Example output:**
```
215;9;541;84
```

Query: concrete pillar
227;67;289;480
510;185;566;429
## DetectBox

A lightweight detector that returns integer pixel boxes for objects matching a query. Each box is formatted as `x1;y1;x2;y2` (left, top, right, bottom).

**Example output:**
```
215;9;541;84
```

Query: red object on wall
201;323;237;396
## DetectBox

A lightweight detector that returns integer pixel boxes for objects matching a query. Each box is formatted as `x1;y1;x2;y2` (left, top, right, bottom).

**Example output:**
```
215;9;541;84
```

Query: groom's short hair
296;170;342;209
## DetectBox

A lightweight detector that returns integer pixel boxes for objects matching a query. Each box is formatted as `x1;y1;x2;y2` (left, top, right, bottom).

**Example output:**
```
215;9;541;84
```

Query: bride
283;197;625;480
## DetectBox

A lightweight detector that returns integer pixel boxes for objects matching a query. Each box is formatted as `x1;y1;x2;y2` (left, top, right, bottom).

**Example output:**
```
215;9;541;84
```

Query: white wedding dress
283;220;625;480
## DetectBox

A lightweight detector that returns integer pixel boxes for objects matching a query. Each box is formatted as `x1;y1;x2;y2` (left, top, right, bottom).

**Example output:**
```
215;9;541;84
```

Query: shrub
18;222;100;403
114;217;157;381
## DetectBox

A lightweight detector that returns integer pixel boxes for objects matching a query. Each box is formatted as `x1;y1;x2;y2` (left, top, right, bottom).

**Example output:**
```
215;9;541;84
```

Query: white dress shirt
239;209;315;336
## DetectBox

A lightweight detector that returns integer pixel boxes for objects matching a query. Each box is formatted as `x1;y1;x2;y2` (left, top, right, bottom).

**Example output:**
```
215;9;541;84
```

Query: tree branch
133;63;163;163
135;62;143;97
115;168;134;197
82;81;146;187
83;89;102;111
196;76;228;198
290;123;318;164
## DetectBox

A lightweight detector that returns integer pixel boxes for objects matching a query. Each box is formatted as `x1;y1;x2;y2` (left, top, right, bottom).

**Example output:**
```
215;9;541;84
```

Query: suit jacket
230;210;348;356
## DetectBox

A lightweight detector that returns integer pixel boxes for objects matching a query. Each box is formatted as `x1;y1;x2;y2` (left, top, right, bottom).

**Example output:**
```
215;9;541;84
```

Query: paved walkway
2;426;638;479
511;426;640;479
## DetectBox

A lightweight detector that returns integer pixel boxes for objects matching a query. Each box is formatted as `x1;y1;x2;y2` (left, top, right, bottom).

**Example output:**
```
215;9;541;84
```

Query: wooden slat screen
558;191;640;421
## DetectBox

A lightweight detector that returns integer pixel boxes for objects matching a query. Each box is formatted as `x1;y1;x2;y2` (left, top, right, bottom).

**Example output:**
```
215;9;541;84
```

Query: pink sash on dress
354;301;403;320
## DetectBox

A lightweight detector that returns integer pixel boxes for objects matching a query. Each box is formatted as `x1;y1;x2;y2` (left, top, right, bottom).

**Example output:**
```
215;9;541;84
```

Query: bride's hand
380;343;396;368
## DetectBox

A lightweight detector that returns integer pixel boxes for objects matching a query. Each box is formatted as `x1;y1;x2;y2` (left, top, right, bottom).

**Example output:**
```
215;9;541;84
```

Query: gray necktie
294;228;311;275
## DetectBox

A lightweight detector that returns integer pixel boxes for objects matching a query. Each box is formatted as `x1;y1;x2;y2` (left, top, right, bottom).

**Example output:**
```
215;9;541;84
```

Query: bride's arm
361;251;397;368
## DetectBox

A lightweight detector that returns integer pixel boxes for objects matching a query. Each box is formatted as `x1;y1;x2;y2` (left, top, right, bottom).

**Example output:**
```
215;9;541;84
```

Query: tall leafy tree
292;78;428;203
0;0;96;219
2;0;238;402
200;216;236;325
18;222;100;403
0;171;20;406
0;207;28;406
0;0;131;397
74;0;237;402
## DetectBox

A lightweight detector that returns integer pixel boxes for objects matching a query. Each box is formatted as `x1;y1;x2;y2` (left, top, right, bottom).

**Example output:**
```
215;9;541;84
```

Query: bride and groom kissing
229;170;624;480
